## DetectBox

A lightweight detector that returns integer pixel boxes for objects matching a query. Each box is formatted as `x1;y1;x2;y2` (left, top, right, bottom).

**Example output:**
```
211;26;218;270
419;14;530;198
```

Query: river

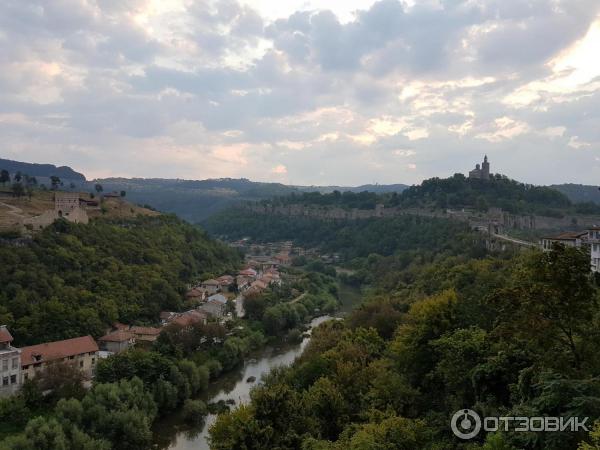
152;282;362;450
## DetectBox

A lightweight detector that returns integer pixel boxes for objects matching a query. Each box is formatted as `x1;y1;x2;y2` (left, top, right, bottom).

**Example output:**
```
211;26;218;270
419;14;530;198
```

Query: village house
541;228;600;272
98;330;136;354
130;326;161;343
199;294;228;318
540;231;588;250
0;326;21;397
238;268;258;278
172;310;208;327
20;336;99;382
589;227;600;272
236;275;251;291
160;311;178;325
200;279;221;294
216;275;235;292
185;286;208;304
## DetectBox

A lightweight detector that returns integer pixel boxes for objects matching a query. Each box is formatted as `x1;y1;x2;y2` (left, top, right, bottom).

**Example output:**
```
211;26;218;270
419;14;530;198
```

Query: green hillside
0;215;240;345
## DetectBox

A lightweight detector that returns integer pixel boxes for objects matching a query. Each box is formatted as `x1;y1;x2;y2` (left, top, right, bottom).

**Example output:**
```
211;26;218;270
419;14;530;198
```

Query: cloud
0;0;599;185
271;164;288;174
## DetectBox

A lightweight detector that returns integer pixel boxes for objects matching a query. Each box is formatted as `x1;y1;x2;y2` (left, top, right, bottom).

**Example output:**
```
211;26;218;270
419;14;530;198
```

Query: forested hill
203;209;480;260
0;158;86;181
551;183;600;206
391;173;588;215
92;178;407;222
0;215;240;345
255;173;600;216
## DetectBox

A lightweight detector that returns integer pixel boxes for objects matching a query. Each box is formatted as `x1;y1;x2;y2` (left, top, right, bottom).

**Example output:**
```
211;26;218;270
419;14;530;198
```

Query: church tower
481;155;490;180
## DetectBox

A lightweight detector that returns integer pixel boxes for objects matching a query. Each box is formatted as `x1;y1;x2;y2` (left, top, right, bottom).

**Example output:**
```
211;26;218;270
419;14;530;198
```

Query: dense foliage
204;211;478;259
209;245;600;450
244;268;339;337
234;174;600;217
0;215;240;345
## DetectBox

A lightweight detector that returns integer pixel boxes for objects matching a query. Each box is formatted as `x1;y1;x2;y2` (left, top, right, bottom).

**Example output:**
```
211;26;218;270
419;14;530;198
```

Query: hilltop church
469;155;491;180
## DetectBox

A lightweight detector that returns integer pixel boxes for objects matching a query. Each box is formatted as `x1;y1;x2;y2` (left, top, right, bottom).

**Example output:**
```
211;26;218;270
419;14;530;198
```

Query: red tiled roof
201;279;220;286
21;336;99;366
238;268;257;276
0;327;13;344
130;326;161;336
99;330;135;343
542;231;588;240
186;288;205;298
172;311;207;327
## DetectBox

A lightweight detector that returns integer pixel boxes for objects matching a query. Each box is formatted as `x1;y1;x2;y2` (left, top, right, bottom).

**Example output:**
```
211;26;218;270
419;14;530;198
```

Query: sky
0;0;599;186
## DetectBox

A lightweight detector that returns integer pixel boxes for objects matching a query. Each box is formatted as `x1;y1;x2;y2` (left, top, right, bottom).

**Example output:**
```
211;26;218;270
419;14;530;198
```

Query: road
474;225;539;248
235;294;244;318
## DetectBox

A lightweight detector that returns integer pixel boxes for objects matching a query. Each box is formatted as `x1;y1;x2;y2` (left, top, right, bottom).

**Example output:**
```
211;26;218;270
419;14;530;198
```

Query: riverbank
152;282;362;449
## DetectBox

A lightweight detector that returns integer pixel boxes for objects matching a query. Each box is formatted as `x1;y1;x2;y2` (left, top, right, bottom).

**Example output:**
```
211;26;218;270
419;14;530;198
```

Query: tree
95;184;103;194
11;183;25;198
491;246;598;372
14;171;22;183
0;169;10;186
38;361;86;401
50;176;61;190
120;190;126;197
182;399;207;425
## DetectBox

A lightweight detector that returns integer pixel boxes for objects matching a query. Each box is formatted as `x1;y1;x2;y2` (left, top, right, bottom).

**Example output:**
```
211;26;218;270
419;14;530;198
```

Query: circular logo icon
451;409;482;439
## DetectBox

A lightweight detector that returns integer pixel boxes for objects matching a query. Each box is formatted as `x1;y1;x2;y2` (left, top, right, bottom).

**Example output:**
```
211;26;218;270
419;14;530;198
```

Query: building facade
98;330;136;354
20;335;99;382
589;227;600;272
0;326;21;397
469;155;491;180
541;228;600;272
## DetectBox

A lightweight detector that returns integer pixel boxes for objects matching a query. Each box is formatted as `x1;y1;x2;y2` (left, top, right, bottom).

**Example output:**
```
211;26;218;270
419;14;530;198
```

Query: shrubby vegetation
204;211;478;259
0;215;240;345
224;173;600;217
244;268;339;337
209;245;600;450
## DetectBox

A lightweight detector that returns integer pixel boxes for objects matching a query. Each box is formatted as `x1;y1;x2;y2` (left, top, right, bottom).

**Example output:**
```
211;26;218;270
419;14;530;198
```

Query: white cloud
0;0;599;185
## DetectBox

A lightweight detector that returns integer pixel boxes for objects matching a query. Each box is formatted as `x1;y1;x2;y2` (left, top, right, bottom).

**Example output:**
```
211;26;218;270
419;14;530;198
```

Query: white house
589;227;600;273
0;326;21;397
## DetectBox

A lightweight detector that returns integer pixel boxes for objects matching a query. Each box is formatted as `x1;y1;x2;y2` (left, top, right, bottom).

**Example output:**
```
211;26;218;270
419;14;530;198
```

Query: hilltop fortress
469;155;491;180
23;192;90;231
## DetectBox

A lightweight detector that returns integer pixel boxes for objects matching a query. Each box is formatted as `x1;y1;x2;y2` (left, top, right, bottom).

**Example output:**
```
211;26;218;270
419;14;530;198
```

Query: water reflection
154;282;361;450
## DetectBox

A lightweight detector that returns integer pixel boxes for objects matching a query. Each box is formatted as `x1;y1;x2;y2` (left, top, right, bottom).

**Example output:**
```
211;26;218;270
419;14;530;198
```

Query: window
2;376;8;386
12;358;18;369
1;360;7;371
10;375;16;384
79;361;84;368
91;358;96;365
69;356;75;360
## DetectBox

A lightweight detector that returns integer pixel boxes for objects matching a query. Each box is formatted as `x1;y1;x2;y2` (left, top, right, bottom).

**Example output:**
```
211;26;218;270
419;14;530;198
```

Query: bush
182;399;208;425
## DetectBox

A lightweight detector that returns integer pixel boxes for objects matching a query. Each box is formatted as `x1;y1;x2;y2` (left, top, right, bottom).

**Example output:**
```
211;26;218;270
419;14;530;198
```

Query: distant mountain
0;157;86;181
91;177;301;222
0;158;409;222
551;183;600;205
91;178;409;222
298;183;409;194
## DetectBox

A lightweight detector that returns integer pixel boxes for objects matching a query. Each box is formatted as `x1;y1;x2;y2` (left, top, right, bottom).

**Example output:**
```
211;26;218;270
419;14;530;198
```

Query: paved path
474;225;539;248
0;201;25;219
235;295;245;318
